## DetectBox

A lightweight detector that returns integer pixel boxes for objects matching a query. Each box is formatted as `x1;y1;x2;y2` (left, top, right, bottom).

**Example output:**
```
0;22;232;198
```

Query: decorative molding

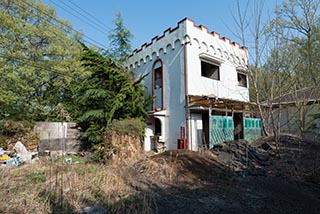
127;18;248;68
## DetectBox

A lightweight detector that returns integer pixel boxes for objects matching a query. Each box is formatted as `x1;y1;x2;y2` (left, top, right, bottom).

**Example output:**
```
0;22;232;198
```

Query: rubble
211;140;271;174
0;148;19;167
14;141;32;163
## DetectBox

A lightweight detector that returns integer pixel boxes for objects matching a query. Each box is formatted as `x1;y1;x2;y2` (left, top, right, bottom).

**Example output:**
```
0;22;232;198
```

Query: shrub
108;118;146;137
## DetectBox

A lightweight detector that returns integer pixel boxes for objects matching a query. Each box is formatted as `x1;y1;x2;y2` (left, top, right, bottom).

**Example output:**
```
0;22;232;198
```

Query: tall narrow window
153;60;163;110
201;60;220;80
154;66;162;89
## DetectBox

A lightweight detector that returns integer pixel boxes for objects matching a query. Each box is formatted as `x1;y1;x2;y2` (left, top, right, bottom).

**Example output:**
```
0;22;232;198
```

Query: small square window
237;72;247;87
201;61;220;80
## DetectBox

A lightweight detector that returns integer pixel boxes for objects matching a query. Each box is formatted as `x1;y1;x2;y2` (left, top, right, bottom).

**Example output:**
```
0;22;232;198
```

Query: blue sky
42;0;278;51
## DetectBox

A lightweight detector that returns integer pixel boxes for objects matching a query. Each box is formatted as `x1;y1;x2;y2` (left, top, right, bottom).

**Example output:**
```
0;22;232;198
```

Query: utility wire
0;54;74;78
19;0;108;49
51;0;109;35
65;0;112;32
62;0;139;49
9;2;82;51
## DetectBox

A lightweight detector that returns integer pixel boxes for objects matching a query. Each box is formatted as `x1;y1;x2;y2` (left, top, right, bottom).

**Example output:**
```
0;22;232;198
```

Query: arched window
152;59;164;110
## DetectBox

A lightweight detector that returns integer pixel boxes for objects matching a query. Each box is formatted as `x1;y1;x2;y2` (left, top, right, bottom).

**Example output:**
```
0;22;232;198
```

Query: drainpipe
184;41;190;149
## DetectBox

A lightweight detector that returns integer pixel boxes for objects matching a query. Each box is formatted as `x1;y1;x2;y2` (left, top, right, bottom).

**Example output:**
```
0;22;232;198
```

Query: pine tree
74;44;149;145
107;12;133;63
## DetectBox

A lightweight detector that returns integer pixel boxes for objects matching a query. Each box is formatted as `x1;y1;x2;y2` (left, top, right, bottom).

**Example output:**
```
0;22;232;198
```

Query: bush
108;118;146;137
0;120;34;137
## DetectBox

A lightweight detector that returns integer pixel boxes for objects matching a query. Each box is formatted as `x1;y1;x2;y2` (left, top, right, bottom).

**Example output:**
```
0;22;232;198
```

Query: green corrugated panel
210;116;234;148
243;118;263;142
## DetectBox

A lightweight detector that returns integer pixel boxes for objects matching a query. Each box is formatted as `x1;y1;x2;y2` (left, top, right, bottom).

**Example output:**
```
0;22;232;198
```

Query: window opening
237;72;247;87
201;60;220;80
154;66;162;89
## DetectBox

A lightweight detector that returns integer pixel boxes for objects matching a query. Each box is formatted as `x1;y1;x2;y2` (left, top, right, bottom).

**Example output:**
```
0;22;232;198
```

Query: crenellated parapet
126;17;248;69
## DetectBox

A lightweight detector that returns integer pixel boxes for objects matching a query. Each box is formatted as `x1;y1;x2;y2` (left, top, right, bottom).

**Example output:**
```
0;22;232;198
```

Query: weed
28;171;46;183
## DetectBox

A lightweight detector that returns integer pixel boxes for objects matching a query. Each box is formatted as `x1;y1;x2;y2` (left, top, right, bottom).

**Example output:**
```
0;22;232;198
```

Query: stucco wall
185;20;249;101
126;18;249;150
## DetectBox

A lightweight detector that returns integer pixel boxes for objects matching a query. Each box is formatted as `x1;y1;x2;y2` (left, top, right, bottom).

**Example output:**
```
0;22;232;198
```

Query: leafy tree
264;0;320;137
106;12;133;63
74;44;150;147
0;0;85;121
231;0;320;140
274;0;320;88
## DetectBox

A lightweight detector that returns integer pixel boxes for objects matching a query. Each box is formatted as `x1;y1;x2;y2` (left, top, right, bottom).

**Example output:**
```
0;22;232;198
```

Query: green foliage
107;12;133;63
0;0;85;121
28;171;46;184
0;120;34;137
91;143;105;163
267;0;320;89
109;118;146;137
74;44;150;148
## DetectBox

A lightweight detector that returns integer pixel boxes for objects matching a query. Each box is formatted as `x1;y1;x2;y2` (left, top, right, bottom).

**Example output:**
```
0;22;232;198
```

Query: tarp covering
243;118;263;142
209;116;263;148
210;116;234;148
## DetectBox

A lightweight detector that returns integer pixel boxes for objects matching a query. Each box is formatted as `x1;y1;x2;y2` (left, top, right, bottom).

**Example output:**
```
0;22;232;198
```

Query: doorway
233;113;244;140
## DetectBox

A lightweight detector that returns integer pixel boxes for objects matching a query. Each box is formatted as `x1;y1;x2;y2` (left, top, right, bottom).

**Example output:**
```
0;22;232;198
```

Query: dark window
201;61;220;80
154;66;162;89
237;72;247;87
155;118;162;135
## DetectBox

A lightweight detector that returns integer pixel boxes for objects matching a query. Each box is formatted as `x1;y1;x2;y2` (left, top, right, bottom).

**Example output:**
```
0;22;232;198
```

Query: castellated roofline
127;18;248;69
131;17;247;56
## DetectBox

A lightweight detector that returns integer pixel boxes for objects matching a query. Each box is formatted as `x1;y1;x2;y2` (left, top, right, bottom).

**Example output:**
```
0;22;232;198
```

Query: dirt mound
132;137;320;214
135;150;228;188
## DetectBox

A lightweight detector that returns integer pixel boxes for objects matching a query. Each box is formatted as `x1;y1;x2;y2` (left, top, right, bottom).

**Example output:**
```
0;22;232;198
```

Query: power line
18;0;109;49
59;0;139;49
51;0;109;35
0;54;74;78
65;0;112;32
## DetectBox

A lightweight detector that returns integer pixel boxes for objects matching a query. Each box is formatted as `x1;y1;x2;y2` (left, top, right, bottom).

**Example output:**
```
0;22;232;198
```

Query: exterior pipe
184;41;190;149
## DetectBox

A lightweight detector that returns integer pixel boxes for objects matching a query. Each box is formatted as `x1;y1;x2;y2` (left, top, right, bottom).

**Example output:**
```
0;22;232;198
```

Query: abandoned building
267;86;320;142
126;18;263;151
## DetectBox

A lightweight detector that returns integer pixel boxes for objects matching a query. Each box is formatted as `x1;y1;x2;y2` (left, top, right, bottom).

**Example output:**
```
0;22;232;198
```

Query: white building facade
126;18;256;151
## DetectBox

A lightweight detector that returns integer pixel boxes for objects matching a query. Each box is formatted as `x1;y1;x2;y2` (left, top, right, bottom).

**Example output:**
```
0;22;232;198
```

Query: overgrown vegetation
231;0;320;142
109;118;147;136
91;118;146;163
0;1;150;157
74;44;150;153
0;0;85;121
0;159;155;214
0;120;38;150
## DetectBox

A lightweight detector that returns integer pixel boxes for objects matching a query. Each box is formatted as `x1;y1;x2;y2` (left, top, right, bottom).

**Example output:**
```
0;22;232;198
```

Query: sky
41;0;279;51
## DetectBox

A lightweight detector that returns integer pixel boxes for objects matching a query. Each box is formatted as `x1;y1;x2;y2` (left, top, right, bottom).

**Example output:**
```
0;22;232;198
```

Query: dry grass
0;157;156;214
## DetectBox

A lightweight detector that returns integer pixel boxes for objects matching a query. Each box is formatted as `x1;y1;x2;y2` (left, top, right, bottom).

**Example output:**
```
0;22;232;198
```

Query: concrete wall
34;122;80;152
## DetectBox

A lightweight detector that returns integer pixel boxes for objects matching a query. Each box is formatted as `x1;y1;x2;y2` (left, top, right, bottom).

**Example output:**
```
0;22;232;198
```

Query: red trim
152;59;164;111
132;18;247;55
184;42;190;149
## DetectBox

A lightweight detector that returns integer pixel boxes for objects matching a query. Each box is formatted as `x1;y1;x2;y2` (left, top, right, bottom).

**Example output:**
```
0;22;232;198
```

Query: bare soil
132;136;320;214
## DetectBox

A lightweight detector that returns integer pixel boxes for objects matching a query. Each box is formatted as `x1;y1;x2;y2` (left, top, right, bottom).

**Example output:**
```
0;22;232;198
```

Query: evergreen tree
74;44;149;145
107;12;133;63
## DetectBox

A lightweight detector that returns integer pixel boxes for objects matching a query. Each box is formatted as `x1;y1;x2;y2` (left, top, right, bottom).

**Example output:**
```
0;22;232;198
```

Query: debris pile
0;147;19;167
211;134;320;184
0;141;39;167
211;140;271;175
